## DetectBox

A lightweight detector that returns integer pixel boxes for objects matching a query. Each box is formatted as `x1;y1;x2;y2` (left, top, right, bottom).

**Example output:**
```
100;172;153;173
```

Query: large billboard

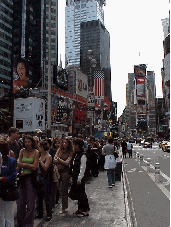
134;64;146;77
13;57;29;94
136;77;145;97
51;94;71;124
53;66;68;90
76;70;88;98
14;97;45;132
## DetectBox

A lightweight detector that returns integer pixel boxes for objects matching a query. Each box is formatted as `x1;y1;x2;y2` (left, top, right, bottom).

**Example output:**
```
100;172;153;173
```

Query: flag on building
93;70;105;97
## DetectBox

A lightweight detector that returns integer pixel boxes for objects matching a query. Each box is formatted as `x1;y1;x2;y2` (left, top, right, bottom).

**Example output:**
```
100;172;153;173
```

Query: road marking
135;159;170;200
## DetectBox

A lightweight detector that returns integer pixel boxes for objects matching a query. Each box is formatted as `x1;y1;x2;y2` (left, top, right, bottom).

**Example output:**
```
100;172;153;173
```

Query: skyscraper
45;0;58;88
80;19;111;99
13;0;46;89
0;0;13;92
65;0;106;66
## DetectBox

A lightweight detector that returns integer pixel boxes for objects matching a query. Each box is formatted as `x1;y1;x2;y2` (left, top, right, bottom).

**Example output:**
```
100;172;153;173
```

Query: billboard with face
13;57;29;94
134;65;146;77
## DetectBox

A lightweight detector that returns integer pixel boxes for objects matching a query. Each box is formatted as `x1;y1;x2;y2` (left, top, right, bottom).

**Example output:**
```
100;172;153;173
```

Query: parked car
162;142;170;152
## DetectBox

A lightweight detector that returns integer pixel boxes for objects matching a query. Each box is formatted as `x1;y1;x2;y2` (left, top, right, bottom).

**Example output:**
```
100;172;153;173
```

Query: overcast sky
58;0;170;118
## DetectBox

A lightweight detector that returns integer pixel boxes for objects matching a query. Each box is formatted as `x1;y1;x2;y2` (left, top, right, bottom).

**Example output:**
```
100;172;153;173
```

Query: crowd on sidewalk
0;127;131;227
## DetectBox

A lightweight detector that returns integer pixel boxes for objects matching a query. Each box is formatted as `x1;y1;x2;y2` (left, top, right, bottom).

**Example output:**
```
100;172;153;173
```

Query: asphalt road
123;143;170;227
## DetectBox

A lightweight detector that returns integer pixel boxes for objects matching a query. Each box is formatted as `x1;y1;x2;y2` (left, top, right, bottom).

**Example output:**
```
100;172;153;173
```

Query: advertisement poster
136;77;145;97
13;57;29;94
51;95;71;124
134;65;146;77
14;97;45;132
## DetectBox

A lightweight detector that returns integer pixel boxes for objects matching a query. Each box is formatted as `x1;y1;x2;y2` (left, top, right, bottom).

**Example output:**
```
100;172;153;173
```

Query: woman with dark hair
102;136;117;188
36;141;52;221
13;58;29;94
70;138;90;217
88;136;100;177
53;137;73;214
50;137;60;209
0;134;17;227
17;135;39;227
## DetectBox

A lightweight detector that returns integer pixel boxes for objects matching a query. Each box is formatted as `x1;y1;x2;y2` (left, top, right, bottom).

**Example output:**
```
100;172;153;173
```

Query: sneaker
108;185;112;188
112;184;115;186
45;216;52;221
35;214;43;219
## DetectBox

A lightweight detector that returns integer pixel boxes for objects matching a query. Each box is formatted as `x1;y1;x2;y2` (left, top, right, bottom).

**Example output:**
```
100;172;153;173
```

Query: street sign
87;94;95;107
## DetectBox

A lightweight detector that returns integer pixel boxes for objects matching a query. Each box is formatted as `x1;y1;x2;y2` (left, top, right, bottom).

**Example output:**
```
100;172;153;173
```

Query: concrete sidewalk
14;154;129;227
38;169;127;227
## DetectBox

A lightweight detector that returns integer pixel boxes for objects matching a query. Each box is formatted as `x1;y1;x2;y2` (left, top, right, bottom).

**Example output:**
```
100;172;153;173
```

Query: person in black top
88;136;99;177
8;127;20;160
36;141;52;221
70;139;90;217
121;139;127;158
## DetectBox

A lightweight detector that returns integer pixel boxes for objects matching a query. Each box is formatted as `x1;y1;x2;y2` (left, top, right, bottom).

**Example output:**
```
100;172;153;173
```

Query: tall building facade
0;0;13;92
13;0;46;89
146;71;156;134
80;19;111;99
161;13;170;136
45;0;58;88
125;66;156;136
65;0;106;66
126;73;136;131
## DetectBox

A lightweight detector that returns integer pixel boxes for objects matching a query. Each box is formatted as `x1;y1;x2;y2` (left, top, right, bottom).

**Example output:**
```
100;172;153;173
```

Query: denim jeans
37;176;52;217
107;169;115;186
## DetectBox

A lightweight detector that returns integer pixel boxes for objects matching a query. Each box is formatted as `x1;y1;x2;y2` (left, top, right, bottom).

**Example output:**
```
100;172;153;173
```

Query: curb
122;159;137;227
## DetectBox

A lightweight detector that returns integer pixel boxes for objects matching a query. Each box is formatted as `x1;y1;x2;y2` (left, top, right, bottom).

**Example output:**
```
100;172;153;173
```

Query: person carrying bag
102;136;116;188
0;134;18;227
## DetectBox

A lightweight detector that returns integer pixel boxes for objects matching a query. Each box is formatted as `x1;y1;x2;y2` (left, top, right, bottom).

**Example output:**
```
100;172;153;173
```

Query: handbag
114;151;119;159
53;164;60;183
104;155;116;169
1;183;19;201
68;183;79;200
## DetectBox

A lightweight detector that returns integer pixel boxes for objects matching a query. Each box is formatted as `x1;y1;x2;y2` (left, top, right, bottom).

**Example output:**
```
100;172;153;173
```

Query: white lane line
143;160;170;182
141;165;170;200
136;159;170;200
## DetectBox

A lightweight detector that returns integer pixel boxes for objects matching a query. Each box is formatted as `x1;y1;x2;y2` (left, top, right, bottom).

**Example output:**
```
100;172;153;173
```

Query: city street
123;143;170;227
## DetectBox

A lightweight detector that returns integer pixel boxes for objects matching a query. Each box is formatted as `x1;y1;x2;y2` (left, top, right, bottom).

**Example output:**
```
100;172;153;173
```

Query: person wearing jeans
107;169;115;187
102;136;116;188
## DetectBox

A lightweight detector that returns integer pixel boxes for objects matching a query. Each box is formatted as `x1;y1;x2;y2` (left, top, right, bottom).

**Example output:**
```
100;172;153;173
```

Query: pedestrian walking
98;140;105;171
69;138;90;217
17;135;39;227
127;141;133;158
0;134;17;227
88;136;99;177
36;141;52;221
102;136;116;188
53;137;73;214
121;138;127;158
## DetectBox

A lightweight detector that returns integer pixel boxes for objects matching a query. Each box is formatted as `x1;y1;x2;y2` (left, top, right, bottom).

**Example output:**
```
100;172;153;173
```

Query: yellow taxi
162;142;170;152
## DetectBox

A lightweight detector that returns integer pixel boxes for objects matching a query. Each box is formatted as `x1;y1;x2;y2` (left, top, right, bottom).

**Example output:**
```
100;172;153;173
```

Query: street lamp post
47;0;52;138
87;49;97;136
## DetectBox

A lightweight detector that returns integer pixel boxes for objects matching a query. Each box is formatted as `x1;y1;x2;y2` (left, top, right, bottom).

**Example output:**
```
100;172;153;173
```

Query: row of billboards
13;57;68;95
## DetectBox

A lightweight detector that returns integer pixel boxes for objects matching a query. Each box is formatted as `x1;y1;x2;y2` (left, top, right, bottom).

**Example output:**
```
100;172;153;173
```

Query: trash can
115;161;122;181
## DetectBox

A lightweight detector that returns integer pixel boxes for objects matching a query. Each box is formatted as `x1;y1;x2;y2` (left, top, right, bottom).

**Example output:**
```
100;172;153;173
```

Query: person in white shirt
69;139;90;217
127;141;133;158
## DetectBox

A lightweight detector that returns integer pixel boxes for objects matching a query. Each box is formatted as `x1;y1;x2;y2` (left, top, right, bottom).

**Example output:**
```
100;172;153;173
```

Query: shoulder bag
1;182;19;201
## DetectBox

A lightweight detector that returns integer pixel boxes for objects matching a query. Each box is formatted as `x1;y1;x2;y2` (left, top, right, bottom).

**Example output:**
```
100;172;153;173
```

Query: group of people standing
1;128;119;227
0;127;132;227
